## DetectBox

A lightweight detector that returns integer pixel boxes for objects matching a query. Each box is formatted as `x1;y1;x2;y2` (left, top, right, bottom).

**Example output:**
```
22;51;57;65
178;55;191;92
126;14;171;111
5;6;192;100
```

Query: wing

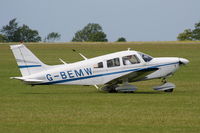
105;67;158;85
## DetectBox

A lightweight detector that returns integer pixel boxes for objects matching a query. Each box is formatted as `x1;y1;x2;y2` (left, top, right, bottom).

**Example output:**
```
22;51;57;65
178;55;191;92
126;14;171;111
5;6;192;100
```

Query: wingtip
10;44;24;49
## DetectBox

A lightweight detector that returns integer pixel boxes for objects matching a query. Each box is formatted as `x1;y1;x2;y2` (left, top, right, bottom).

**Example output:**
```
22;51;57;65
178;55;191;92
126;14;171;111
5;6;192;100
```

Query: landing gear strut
153;78;175;93
161;78;167;83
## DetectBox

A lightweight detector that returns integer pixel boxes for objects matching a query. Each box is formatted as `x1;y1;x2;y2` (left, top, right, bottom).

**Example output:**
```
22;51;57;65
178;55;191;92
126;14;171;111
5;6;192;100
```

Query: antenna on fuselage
72;49;88;60
59;58;67;65
127;48;131;51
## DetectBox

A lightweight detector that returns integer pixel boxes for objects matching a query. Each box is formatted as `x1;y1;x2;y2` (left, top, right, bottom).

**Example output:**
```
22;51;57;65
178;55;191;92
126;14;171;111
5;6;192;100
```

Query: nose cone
179;58;189;65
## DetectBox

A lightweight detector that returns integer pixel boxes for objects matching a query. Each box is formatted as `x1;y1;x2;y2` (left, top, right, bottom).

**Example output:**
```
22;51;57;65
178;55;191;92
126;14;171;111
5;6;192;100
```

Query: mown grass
0;42;200;133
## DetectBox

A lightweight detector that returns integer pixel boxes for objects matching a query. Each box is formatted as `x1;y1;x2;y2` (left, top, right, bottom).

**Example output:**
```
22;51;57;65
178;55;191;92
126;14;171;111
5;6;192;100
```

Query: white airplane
10;44;189;93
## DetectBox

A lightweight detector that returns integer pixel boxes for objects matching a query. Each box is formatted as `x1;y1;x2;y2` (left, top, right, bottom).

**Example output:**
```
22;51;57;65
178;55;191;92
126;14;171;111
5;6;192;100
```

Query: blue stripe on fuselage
38;62;179;85
19;65;42;68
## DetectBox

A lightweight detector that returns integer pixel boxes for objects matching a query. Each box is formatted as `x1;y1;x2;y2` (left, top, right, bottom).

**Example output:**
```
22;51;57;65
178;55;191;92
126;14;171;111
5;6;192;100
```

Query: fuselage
23;50;189;85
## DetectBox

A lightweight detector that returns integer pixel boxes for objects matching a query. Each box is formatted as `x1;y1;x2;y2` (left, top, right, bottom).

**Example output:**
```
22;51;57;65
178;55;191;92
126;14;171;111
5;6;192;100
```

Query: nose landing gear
153;78;175;92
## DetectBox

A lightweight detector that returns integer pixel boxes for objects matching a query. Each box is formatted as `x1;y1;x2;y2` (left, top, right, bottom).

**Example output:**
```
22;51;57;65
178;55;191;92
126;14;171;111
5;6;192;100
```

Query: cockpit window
122;55;140;65
138;52;153;62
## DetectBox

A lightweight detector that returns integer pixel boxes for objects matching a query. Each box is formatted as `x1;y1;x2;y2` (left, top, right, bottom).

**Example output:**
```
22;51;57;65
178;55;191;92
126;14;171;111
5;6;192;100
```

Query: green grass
0;42;200;133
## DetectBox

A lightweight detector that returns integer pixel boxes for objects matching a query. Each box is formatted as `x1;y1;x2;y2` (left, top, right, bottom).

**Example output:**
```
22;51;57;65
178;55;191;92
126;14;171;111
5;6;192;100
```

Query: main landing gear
101;80;137;93
153;78;175;92
115;81;137;93
101;78;175;93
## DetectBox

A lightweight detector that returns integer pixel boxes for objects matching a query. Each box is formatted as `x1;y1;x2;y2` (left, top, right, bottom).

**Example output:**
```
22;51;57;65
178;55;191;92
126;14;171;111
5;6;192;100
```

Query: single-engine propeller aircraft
10;44;189;93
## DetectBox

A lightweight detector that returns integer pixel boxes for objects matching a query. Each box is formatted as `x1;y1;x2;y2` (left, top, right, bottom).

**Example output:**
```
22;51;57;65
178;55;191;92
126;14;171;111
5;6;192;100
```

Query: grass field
0;42;200;133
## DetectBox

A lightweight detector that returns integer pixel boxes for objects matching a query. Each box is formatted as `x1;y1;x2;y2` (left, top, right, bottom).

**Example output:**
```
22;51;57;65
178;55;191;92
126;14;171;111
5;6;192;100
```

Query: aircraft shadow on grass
20;91;163;95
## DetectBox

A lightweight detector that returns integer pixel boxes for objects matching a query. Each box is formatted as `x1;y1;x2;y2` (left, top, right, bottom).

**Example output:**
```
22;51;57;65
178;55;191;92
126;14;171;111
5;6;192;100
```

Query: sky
1;0;200;42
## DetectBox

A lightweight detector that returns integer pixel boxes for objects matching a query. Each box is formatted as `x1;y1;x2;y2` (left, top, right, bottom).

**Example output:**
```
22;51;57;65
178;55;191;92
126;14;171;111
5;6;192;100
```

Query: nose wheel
153;78;175;93
164;88;174;92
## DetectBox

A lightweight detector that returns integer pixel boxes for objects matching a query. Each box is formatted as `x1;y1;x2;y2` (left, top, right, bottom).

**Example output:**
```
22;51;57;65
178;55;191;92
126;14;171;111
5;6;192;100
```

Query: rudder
10;44;48;77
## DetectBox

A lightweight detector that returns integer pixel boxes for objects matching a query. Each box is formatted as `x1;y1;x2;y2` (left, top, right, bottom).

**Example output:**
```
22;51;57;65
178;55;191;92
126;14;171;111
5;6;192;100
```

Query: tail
10;44;48;77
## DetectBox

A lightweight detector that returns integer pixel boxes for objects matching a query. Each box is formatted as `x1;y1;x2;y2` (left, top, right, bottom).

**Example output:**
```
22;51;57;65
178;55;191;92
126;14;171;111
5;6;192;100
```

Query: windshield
138;52;153;62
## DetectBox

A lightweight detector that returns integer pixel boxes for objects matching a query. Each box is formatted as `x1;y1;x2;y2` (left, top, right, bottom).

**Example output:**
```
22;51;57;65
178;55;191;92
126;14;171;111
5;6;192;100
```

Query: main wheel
108;85;119;93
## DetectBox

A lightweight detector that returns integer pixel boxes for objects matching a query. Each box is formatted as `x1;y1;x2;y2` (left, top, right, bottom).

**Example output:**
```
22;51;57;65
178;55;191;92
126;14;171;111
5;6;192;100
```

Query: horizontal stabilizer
10;77;44;84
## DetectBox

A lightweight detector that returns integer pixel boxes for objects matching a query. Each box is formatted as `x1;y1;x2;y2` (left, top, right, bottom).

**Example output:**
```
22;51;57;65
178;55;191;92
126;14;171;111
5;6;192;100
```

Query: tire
108;85;118;93
164;89;173;93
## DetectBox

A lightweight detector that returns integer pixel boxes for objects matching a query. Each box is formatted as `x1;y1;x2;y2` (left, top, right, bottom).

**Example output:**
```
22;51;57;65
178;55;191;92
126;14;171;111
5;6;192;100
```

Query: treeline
177;22;200;41
0;18;200;42
0;18;61;42
0;18;126;43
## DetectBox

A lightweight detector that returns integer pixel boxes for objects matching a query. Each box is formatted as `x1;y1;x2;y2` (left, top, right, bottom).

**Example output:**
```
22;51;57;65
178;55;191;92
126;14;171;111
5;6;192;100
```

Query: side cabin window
94;62;103;68
107;58;120;68
122;55;140;65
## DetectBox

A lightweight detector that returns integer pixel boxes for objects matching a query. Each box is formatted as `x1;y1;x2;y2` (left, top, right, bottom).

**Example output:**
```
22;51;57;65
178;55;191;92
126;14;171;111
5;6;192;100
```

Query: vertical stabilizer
10;44;48;77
